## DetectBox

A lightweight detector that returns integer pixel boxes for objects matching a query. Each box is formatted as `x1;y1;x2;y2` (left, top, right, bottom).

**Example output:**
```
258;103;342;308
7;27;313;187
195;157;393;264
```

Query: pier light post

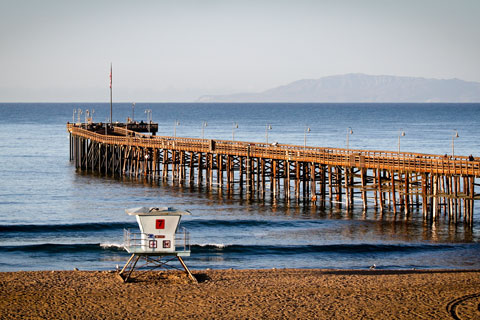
304;126;311;149
452;129;459;159
232;122;238;141
77;109;82;124
266;124;272;144
144;109;152;133
91;109;95;123
84;109;89;127
174;120;180;137
202;121;208;139
398;130;405;154
346;127;353;151
73;109;76;123
132;103;135;122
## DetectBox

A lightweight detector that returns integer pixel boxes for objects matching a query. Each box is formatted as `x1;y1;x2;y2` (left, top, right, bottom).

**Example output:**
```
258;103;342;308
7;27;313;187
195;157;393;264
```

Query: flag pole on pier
109;63;113;124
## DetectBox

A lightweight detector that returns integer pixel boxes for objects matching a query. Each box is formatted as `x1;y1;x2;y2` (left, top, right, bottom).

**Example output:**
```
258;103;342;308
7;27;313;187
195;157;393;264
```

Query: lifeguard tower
117;206;197;283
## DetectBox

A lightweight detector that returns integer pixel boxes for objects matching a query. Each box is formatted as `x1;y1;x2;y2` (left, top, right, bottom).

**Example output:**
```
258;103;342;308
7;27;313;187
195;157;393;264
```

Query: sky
1;0;479;102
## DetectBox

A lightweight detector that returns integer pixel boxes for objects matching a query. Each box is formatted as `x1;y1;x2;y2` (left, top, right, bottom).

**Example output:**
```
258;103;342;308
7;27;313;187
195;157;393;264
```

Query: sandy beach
0;269;479;319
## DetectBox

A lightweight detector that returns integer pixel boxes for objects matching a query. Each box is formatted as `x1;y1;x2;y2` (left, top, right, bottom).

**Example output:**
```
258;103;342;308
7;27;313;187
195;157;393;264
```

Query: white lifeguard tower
117;206;196;283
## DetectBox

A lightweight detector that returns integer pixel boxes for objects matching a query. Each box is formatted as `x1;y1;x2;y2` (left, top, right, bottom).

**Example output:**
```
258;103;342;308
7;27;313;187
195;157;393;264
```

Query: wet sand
1;269;479;319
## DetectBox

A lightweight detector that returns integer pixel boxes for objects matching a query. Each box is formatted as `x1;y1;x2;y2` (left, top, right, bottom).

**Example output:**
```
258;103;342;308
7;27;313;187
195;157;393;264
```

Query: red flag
109;64;112;89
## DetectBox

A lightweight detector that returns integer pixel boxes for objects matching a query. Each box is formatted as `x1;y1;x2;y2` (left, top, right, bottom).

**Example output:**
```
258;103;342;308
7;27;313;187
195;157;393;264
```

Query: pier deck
68;123;479;224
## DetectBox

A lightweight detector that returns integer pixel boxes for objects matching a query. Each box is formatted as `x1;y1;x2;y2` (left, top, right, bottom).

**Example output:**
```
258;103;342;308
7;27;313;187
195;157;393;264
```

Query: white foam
100;242;124;249
196;243;227;248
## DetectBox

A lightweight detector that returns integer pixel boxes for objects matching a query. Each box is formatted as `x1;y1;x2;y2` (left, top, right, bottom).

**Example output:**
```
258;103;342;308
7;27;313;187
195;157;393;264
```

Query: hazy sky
1;0;479;102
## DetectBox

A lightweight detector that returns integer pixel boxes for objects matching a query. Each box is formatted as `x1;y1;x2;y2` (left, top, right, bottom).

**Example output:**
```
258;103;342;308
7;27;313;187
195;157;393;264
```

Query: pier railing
67;124;480;177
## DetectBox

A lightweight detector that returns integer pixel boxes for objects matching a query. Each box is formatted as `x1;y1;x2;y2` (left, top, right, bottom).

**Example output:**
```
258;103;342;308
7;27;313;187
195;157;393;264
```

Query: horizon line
1;101;480;104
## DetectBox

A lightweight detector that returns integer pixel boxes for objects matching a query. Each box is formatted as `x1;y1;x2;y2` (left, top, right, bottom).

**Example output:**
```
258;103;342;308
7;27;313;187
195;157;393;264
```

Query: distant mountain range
197;74;480;103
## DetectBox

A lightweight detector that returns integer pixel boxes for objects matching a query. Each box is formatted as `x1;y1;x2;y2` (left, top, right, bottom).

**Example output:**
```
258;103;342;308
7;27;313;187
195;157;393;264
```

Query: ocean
1;102;480;271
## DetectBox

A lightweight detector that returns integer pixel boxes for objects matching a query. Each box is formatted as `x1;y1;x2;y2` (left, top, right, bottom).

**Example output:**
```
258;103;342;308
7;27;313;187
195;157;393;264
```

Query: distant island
197;73;480;103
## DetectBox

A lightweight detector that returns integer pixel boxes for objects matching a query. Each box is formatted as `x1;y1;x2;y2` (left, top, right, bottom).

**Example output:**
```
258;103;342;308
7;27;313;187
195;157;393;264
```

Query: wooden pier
67;123;480;225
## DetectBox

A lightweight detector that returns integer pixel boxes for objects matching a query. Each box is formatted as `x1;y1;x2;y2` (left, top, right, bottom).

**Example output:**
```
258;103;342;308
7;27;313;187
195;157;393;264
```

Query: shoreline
1;268;480;319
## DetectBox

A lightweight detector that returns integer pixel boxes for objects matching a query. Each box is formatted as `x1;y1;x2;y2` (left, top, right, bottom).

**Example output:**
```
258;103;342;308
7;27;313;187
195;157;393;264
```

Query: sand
1;269;479;319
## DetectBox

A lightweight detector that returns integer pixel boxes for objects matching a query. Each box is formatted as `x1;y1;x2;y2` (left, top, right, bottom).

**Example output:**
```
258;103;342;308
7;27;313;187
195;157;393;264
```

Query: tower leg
118;254;135;275
177;256;198;283
117;254;140;283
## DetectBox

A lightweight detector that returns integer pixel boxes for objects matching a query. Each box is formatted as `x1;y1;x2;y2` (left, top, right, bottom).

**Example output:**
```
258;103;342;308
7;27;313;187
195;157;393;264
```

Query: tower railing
123;227;190;254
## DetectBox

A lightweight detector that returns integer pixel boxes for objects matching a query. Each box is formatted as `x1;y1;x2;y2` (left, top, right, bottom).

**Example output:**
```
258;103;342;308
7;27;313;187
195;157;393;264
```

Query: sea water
0;103;479;271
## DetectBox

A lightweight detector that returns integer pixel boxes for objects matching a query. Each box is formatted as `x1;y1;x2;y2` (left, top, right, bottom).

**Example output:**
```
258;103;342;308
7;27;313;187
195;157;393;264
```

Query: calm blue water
1;103;480;271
